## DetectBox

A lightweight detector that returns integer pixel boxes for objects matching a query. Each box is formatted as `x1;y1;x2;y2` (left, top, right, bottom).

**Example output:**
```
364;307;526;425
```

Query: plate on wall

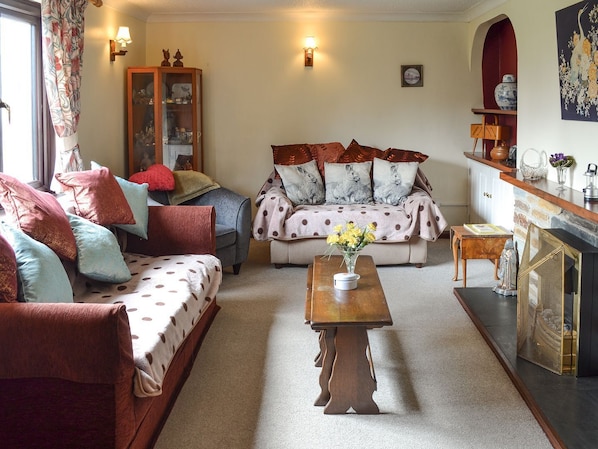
171;83;192;99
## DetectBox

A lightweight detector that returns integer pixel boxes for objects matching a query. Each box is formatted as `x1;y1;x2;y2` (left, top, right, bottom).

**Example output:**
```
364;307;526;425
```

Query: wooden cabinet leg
452;234;460;281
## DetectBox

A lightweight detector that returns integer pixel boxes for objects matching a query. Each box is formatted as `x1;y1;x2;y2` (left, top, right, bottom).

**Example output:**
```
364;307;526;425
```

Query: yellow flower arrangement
325;221;377;273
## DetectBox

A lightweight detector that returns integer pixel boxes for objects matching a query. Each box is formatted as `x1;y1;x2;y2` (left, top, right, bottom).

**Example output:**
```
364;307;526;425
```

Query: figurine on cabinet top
173;49;184;67
161;49;171;67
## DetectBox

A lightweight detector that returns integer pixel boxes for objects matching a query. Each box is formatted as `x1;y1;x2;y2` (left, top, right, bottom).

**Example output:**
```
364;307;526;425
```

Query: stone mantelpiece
500;172;598;251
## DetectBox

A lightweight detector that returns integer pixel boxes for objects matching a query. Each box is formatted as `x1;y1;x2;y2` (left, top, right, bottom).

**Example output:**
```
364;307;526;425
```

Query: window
0;0;53;189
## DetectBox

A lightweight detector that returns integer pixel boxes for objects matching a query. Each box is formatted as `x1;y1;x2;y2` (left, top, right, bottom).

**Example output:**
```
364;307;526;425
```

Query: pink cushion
128;164;175;191
55;168;135;226
0;234;18;302
0;173;77;262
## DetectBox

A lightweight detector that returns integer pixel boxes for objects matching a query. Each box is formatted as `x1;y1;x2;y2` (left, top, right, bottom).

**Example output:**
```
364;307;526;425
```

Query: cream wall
470;0;595;192
142;20;475;222
77;6;145;175
78;1;595;226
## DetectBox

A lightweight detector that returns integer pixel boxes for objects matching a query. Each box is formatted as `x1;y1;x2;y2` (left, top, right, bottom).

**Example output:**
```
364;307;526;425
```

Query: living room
2;0;597;448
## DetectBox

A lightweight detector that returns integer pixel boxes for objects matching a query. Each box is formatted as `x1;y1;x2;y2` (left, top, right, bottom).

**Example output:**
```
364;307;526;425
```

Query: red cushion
383;148;429;163
337;139;384;163
0;234;18;302
55;168;135;226
0;173;77;261
128;164;175;191
306;142;345;176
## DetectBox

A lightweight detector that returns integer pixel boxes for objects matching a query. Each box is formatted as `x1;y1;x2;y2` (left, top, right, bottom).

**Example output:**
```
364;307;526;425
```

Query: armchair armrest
125;205;216;256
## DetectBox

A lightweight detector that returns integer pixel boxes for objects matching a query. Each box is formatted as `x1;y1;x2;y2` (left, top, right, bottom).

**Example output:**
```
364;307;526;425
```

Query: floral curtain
41;0;89;188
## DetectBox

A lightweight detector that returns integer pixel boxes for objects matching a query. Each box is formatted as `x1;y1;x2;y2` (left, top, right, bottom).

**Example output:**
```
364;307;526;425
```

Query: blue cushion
68;213;132;283
0;222;73;303
91;161;149;239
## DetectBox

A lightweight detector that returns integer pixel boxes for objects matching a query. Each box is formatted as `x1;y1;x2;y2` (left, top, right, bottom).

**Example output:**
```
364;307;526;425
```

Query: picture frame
401;65;423;87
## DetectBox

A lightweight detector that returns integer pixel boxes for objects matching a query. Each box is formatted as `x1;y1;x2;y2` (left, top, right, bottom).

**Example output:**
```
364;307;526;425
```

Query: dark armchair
150;187;251;274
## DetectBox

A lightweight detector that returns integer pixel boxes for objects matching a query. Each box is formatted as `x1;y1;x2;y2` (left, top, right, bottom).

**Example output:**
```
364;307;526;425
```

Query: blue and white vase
494;74;517;110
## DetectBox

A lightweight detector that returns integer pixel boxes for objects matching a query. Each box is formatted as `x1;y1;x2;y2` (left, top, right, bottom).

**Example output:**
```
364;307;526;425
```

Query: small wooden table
305;255;392;414
451;225;512;287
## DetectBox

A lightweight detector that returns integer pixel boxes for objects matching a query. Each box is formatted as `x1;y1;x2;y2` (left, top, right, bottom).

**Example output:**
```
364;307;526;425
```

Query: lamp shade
305;36;316;49
115;27;132;47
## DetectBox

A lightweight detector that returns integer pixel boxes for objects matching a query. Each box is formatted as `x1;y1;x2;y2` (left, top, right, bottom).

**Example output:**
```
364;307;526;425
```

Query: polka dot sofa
252;140;447;267
0;170;221;449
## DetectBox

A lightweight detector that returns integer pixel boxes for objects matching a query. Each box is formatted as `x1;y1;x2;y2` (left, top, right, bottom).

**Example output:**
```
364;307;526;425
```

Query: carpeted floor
154;239;552;449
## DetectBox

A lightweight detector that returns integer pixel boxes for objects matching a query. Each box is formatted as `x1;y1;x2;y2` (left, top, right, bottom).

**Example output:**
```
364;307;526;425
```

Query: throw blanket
253;173;446;243
73;253;222;397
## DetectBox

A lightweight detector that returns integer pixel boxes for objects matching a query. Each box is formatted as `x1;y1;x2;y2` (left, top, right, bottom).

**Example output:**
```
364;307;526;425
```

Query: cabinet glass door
162;70;195;171
130;71;158;173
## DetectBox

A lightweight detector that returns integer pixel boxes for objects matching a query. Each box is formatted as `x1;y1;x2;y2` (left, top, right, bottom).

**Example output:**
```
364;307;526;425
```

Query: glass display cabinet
126;67;202;176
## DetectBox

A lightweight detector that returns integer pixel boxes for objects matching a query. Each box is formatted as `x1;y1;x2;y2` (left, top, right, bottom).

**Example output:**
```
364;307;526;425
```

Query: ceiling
102;0;506;22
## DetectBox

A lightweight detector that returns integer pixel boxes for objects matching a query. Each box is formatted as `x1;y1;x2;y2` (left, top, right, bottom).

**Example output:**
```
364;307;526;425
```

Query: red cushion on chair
129;164;175;191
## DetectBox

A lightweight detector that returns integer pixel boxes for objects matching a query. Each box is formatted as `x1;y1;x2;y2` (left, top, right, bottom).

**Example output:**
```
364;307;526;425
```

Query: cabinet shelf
472;108;517;116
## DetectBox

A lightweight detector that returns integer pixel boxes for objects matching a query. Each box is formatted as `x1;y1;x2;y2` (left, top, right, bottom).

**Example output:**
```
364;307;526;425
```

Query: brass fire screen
517;224;579;375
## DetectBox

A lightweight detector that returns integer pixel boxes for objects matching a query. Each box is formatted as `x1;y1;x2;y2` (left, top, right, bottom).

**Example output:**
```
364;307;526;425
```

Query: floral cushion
324;161;373;205
274;160;325;205
0;233;18;303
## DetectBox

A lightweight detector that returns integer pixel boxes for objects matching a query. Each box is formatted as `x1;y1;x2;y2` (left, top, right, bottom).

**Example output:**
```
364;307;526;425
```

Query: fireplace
517;224;598;376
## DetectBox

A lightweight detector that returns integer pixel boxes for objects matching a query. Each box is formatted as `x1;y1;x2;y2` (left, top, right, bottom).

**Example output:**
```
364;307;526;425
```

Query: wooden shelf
464;151;516;172
472;108;517;116
499;171;598;224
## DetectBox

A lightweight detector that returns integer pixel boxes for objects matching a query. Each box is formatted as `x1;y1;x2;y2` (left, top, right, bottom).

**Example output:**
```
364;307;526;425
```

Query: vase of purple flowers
549;153;575;189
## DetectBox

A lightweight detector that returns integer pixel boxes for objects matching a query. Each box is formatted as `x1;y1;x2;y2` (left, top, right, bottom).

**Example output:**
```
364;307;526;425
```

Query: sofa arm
125;205;216;256
0;303;134;383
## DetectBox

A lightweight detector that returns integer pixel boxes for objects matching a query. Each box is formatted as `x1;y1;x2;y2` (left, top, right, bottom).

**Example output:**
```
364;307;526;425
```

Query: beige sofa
252;140;447;267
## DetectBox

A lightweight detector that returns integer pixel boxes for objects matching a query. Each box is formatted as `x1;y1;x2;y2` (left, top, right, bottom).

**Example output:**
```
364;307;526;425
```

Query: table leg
494;259;499;280
324;327;379;414
452;233;459;281
314;330;324;367
462;258;467;287
315;328;335;406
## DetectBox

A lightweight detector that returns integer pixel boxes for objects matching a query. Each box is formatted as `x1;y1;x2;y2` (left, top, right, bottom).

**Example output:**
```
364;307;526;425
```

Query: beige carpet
154;239;552;449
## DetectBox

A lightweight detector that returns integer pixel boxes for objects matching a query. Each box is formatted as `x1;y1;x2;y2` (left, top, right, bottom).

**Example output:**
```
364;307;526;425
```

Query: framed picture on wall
556;1;598;121
401;65;423;87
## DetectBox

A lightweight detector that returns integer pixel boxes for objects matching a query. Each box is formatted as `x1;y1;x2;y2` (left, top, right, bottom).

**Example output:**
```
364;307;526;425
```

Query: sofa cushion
372;158;419;205
55;168;136;226
324;161;373;205
0;173;77;262
73;253;222;397
306;142;346;176
272;143;312;167
91;161;150;239
383;147;429;163
167;170;221;205
0;233;18;303
0;223;73;303
67;213;132;283
337;139;384;163
275;160;325;205
128;163;176;191
215;224;236;250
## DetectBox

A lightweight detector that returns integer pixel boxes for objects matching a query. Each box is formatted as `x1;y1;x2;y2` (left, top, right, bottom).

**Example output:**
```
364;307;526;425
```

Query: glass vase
342;251;360;274
556;166;567;189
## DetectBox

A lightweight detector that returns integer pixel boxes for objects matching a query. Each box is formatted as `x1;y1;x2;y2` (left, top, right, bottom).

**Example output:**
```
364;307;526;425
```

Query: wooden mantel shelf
499;171;598;224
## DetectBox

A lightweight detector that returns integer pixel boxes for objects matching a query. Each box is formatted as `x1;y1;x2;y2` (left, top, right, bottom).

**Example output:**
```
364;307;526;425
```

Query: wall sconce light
304;36;317;67
110;26;132;62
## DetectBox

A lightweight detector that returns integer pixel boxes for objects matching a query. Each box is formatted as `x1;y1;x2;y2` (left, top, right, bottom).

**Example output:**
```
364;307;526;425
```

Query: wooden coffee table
305;255;393;414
